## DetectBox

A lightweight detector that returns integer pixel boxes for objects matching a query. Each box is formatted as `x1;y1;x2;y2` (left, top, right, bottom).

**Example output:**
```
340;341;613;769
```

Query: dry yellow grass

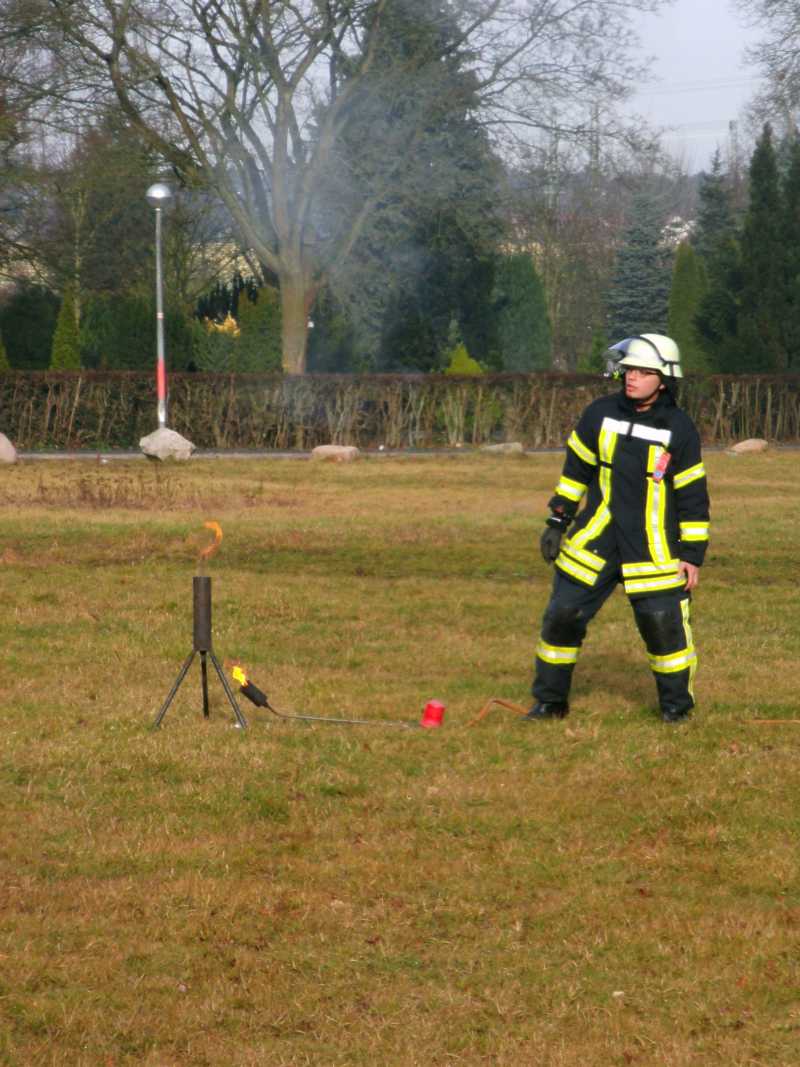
1;451;799;1065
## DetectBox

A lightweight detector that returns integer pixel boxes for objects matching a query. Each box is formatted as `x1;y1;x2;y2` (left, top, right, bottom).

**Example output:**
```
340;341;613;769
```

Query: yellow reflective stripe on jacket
648;646;697;674
682;598;697;696
597;423;618;504
621;560;680;578
645;445;670;564
567;430;597;466
565;502;611;565
679;521;710;542
555;475;587;502
555;554;600;586
557;420;615;582
536;640;580;665
623;573;686;596
673;462;706;489
560;541;605;571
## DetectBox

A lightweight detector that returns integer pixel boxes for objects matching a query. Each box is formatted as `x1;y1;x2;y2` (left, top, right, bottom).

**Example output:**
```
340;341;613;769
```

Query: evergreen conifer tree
692;150;736;263
0;286;59;369
691;151;739;373
440;318;481;374
576;328;610;373
693;234;742;374
780;137;800;370
50;286;82;370
236;287;282;372
325;0;502;373
736;124;786;372
667;242;709;374
306;286;360;372
80;294;195;370
606;193;671;339
493;254;551;371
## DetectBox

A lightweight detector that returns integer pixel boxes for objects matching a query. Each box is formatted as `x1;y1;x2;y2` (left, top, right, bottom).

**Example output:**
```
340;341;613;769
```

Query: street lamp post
145;182;174;429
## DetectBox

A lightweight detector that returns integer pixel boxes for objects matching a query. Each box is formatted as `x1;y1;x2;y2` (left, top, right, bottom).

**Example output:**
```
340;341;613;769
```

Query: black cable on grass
239;679;413;729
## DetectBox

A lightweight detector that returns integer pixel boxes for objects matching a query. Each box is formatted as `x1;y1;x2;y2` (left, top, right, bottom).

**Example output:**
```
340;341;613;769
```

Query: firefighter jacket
548;388;710;598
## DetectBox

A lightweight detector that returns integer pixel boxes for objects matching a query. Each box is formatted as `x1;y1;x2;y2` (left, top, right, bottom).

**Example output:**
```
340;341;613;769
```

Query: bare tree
3;0;668;372
0;21;44;275
736;1;800;136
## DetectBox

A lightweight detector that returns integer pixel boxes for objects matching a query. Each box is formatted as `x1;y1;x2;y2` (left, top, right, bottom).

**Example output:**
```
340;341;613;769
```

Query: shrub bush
194;314;240;372
444;342;483;376
236;286;282;372
50;287;82;370
0;284;59;369
80;293;196;371
1;371;797;451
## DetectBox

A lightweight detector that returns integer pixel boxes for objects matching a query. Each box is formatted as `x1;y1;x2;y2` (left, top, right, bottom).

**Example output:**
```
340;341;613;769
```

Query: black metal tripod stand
153;576;248;729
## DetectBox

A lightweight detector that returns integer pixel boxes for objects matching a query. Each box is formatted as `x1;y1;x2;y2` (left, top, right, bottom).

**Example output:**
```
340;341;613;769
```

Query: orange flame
199;521;223;562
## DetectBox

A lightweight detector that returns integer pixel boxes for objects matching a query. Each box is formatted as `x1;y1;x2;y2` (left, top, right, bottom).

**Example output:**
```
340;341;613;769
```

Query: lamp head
146;182;173;209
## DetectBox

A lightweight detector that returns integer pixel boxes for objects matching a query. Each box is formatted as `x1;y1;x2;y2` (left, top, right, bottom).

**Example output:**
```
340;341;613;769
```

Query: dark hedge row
2;371;800;450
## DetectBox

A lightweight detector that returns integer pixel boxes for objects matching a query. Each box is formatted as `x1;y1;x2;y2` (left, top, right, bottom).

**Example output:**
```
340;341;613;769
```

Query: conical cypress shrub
50;287;82;370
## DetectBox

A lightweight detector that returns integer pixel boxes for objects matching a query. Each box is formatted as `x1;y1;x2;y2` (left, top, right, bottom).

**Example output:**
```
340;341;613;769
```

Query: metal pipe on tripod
153;575;246;729
193;576;212;652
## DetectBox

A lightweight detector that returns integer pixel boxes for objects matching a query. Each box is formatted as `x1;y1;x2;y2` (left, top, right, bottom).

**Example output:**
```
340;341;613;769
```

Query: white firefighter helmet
605;334;683;379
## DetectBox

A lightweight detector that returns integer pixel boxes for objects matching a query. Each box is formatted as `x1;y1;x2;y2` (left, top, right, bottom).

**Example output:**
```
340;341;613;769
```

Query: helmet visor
604;355;623;378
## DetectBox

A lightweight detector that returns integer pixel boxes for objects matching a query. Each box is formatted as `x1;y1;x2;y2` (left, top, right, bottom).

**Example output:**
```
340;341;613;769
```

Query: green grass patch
0;452;799;1064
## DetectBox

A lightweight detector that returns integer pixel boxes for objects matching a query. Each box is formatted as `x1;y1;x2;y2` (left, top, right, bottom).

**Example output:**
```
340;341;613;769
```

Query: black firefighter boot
522;701;570;721
661;703;692;724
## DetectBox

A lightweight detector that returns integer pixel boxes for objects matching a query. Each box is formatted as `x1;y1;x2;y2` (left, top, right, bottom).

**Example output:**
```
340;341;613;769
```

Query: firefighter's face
624;367;664;402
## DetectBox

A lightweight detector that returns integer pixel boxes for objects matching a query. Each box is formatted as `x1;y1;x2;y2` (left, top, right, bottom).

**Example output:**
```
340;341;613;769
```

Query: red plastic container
420;700;446;729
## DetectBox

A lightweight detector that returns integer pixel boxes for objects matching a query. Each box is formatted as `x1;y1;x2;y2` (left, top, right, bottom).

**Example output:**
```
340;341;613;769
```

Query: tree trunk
279;269;315;374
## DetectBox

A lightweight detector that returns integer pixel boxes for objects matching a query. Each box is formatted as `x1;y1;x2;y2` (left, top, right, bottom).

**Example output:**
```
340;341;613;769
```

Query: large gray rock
139;427;195;461
0;433;17;464
727;438;768;455
311;444;360;462
480;442;524;455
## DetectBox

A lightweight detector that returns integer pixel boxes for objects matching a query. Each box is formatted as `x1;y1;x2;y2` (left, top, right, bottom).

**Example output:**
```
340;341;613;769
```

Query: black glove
539;511;571;564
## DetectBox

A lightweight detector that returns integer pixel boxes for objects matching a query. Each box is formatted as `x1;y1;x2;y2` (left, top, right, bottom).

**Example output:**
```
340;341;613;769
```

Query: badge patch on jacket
652;450;672;482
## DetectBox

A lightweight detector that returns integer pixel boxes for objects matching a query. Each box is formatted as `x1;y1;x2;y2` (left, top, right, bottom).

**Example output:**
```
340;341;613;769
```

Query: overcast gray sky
627;0;762;171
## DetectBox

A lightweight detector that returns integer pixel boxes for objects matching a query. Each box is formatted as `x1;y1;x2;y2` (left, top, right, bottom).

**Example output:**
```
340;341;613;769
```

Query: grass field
1;451;799;1066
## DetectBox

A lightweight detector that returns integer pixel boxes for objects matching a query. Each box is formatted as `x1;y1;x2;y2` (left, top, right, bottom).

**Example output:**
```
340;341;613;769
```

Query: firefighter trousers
532;571;697;717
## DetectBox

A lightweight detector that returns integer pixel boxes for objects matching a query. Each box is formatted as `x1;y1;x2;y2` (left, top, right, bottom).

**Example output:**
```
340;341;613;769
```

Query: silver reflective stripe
673;462;705;489
679;522;710;541
645;447;670;564
562;541;605;571
622;560;679;576
556;476;587;502
649;647;697;674
536;641;580;665
555;554;599;586
624;574;686;595
567;430;597;466
600;417;672;447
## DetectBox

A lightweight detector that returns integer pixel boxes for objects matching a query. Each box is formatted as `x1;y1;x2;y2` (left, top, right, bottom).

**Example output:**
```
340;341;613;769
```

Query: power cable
631;76;758;97
233;667;414;728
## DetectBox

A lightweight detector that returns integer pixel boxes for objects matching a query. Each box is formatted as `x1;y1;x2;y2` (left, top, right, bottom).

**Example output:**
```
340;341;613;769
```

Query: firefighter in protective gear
525;334;710;724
